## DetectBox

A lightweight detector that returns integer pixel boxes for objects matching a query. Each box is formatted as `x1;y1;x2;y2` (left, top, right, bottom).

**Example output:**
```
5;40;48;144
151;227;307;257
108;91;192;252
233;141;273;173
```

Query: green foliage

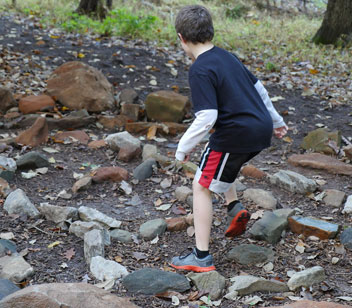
265;61;277;72
225;4;250;19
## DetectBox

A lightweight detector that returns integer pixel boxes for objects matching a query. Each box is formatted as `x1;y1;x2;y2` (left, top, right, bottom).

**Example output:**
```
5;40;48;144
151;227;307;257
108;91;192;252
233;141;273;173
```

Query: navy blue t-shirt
189;46;273;153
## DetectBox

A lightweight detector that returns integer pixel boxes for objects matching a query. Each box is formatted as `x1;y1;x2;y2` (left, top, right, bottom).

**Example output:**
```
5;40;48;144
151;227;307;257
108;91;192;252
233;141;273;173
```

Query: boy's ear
178;33;186;43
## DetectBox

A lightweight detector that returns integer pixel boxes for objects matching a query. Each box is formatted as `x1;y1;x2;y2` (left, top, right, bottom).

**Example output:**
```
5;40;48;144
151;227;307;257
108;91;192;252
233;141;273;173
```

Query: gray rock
110;229;133;243
84;229;105;265
273;208;296;220
340;228;352;250
0;256;34;283
142;144;157;162
0;156;16;182
69;221;104;238
105;131;141;152
38;203;78;224
0;240;17;258
4;189;40;218
78;206;121;229
122;268;190;295
323;189;346;207
175;186;192;202
249;212;287;244
187;271;226;300
234;179;247;192
16;152;49;170
90;256;128;281
269;170;317;194
67;109;89;118
0;279;20;300
139;218;167;240
243;188;277;210
228;275;288;296
342;195;352;214
133;158;157;180
287;266;325;291
119;88;138;104
0;87;17;114
227;244;274;265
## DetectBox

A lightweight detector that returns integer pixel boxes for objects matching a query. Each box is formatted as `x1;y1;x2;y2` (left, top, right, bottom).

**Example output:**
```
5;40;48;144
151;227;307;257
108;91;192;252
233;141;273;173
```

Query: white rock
78;206;121;228
38;203;78;224
287;266;325;290
105;131;141;152
243;188;277;209
84;229;104;265
4;189;40;218
0;255;34;283
90;256;128;281
342;195;352;214
175;186;192;202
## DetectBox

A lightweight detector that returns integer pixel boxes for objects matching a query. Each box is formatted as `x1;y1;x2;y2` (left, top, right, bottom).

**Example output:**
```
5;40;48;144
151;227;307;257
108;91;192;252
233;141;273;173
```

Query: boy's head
175;5;214;44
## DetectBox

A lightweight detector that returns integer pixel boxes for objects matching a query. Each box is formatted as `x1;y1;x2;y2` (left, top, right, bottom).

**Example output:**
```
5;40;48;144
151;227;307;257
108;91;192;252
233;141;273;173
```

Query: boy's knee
193;179;209;194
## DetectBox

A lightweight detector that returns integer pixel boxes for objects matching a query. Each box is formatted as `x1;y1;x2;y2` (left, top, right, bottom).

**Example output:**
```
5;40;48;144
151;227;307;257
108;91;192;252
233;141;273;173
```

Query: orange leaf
147;125;157;140
309;68;319;75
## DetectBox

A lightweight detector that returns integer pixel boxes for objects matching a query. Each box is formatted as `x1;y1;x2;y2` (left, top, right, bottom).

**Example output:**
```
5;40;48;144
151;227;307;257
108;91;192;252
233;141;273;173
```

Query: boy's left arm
254;80;288;138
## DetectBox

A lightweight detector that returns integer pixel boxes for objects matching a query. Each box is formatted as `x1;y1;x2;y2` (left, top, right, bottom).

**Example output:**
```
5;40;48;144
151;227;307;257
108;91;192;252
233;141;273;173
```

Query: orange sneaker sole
170;264;216;272
225;209;250;237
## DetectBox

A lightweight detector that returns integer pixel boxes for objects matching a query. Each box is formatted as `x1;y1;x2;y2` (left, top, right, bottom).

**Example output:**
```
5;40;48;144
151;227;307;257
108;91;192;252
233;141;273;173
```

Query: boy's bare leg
224;182;238;205
193;180;212;251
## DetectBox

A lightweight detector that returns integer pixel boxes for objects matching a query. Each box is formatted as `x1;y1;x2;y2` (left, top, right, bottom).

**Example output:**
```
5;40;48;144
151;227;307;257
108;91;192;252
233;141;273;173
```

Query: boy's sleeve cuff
175;151;186;161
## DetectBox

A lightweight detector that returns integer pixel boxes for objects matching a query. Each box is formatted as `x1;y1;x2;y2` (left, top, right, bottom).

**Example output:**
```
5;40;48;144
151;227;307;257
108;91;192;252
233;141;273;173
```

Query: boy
170;5;288;272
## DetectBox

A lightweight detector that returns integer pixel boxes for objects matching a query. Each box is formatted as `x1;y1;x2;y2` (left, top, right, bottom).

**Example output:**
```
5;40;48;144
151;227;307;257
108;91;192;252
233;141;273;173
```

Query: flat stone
18;95;55;114
273;208;296;220
122;268;190;295
119;88;138;104
234;179;247;192
69;221;105;239
0;156;16;182
125;122;187;136
0;255;34;283
287;266;325;290
187;271;226;300
120;103;140;121
342;195;352;214
0;240;17;258
139;218;167;240
88;139;107;149
269;170;317;194
288;216;340;240
270;300;351;308
288;153;352;176
145;90;189;123
98;115;129;129
90;256;128;281
54;130;90;144
72;176;92;193
323;189;346;207
241;164;266;179
38;203;78;224
340;228;352;250
0;282;140;308
175;186;192;202
227;244;274;265
84;229;104;265
249;212;287;244
78;206;122;229
4;189;40;218
0;279;20;301
228;275;289;296
16;117;49;147
243;188;277;210
110;229;133;243
16;151;49;169
105;131;141;152
142;144;158;161
67;109;89;118
166;217;188;232
92;166;129;183
133;159;157;180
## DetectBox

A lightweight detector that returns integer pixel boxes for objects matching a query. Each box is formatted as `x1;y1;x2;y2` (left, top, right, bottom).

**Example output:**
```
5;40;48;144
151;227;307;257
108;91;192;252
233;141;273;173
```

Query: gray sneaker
170;248;216;272
225;201;250;237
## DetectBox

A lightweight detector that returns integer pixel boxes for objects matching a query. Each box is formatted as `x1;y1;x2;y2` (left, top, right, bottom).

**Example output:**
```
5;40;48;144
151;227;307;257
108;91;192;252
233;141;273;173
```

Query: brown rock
185;214;194;226
16;117;49;147
72;176;92;193
145;90;190;123
4;112;21;119
166;217;188;231
241;164;266;179
18;95;55;114
119;88;138;104
18;116;96;130
273;300;352;308
98;115;130;129
0;87;17;113
125;122;187;136
92;166;129;183
0;177;11;198
54;130;89;144
288;216;340;240
288;153;352;176
344;145;352;160
88;140;107;149
117;146;141;162
47;61;115;112
120;103;140;121
0;282;139;308
323;189;346;208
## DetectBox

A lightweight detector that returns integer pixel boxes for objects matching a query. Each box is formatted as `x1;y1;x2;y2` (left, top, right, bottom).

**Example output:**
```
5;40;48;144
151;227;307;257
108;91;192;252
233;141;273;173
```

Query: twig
30;225;56;236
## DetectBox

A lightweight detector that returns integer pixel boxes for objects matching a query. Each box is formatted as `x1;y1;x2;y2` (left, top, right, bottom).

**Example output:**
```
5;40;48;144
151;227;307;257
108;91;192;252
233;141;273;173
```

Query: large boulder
46;61;115;112
145;90;189;123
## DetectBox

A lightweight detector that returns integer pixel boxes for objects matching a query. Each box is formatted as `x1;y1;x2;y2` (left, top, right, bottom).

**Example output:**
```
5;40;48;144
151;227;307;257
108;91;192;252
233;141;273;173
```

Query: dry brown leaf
147;125;157;140
63;248;75;260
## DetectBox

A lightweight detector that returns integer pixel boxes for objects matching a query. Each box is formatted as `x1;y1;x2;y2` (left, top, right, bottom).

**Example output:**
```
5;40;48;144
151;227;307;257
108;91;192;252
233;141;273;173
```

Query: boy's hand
274;125;288;139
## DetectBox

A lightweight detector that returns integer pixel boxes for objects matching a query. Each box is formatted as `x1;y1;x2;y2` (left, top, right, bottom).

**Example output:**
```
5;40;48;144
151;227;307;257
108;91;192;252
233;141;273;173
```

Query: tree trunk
313;0;352;45
76;0;112;19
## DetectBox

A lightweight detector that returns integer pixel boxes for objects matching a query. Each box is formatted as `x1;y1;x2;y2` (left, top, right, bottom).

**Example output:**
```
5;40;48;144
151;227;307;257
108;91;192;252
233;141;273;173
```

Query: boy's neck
187;41;214;60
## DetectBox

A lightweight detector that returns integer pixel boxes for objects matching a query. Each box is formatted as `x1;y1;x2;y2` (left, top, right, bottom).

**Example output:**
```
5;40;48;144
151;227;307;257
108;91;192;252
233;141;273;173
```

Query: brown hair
175;5;214;44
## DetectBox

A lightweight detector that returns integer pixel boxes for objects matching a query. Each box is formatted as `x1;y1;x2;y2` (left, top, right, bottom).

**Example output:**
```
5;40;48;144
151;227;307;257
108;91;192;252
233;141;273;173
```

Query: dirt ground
1;12;352;308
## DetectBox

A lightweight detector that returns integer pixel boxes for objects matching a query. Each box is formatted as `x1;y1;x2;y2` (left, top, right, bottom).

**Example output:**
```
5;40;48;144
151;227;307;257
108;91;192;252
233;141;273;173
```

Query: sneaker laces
178;248;195;260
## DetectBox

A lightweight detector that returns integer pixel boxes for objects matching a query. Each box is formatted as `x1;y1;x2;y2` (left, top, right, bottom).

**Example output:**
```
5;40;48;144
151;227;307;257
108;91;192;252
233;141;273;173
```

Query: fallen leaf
271;96;285;102
154;199;162;206
63;248;75;260
172;205;187;215
147;125;157;140
48;241;62;249
295;241;305;253
187;226;195;237
156;203;172;211
114;256;123;263
251;209;264;220
151;235;159;244
282;136;293;143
